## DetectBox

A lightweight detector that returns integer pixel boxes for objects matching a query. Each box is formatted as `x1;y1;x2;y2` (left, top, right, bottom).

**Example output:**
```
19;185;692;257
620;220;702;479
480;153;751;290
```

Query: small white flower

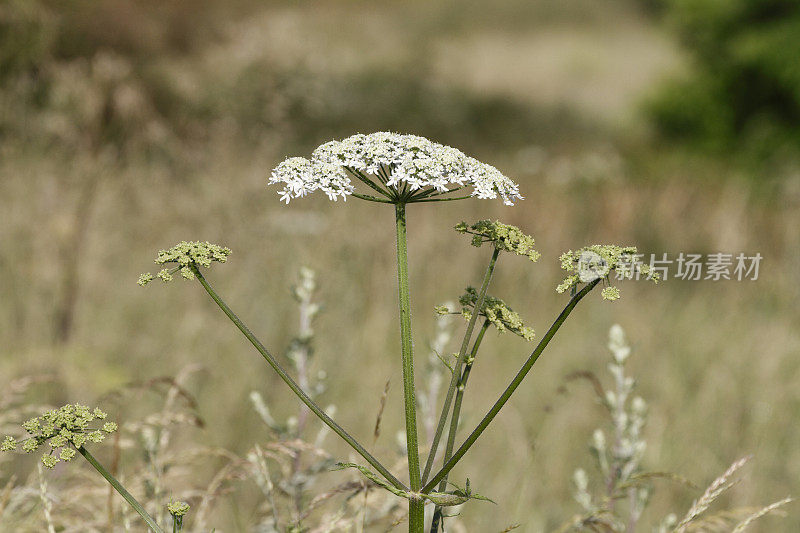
270;157;353;204
269;132;523;205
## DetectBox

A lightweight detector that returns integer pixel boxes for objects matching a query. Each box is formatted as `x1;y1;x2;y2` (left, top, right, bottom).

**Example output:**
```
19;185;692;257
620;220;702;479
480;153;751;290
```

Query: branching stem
422;280;600;493
430;318;490;532
423;248;500;484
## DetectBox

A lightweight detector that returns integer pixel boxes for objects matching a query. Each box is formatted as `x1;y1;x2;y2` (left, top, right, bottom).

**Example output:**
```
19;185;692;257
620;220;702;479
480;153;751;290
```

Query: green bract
1;404;118;468
557;244;659;301
139;241;231;286
455;220;540;262
438;287;535;341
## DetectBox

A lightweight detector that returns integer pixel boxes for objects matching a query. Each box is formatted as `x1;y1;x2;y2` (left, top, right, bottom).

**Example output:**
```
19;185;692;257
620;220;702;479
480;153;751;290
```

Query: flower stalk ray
190;266;406;492
79;446;165;533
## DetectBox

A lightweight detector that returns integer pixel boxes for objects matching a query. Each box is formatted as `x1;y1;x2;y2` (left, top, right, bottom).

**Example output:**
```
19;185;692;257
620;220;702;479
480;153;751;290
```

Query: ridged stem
393;202;424;532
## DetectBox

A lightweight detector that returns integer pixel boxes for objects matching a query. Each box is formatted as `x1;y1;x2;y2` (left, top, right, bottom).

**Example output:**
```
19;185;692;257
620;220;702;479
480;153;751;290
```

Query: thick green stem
422;280;600;493
394;203;424;532
191;268;406;492
78;447;163;533
422;247;500;484
429;319;490;532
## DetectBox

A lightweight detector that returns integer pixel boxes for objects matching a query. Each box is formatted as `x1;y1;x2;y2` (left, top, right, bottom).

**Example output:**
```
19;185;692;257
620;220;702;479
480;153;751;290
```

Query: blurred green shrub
645;0;800;158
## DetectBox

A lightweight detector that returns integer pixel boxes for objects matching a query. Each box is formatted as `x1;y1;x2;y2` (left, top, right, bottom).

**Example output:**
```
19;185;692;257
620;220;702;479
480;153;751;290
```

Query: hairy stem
423;280;600;492
422;247;500;484
394;203;424;532
191;267;406;492
429;319;490;532
78;446;163;533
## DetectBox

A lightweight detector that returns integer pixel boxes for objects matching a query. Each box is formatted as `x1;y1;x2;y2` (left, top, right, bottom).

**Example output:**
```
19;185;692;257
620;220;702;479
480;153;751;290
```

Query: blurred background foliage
644;0;800;163
0;0;798;531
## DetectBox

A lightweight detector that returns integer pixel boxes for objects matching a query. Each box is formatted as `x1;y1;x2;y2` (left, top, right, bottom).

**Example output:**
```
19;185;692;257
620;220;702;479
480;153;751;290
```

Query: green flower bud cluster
138;241;231;286
438;287;535;341
167;501;190;517
556;244;659;301
1;404;118;468
455;220;540;262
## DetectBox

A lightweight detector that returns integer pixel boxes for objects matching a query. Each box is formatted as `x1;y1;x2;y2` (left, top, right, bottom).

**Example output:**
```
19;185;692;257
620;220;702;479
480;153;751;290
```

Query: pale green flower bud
0;436;16;452
167;501;190;517
22;418;40;434
557;244;658;300
456;220;540;261
6;404;117;466
49;435;67;448
601;286;620;301
141;241;231;286
434;304;450;316
60;447;76;461
454;287;535;341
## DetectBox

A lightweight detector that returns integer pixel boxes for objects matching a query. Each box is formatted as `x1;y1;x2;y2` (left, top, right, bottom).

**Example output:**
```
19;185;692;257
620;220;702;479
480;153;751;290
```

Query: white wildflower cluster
269;132;523;205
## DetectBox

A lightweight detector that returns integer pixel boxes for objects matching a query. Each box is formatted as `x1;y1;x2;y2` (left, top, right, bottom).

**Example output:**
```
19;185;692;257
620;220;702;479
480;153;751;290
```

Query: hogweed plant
558;324;791;532
135;131;667;532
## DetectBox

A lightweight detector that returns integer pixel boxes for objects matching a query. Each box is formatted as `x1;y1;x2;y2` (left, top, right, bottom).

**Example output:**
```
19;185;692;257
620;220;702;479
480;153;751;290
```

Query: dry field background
1;0;798;530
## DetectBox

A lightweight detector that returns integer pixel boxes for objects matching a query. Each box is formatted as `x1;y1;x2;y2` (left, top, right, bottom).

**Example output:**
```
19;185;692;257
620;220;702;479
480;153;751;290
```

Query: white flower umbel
269;132;523;205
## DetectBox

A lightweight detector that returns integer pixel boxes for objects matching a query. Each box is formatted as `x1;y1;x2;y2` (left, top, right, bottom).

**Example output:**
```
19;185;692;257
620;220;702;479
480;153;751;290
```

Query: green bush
645;0;800;156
